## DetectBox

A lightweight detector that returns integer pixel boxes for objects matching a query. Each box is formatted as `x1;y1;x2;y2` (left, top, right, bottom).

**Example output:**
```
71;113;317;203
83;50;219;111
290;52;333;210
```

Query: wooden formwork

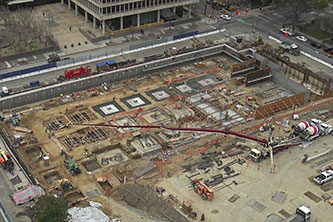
255;93;305;119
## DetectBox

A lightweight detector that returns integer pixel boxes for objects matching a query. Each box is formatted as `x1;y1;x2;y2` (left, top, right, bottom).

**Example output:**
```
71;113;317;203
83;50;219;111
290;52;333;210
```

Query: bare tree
31;17;47;44
0;5;11;25
273;0;321;31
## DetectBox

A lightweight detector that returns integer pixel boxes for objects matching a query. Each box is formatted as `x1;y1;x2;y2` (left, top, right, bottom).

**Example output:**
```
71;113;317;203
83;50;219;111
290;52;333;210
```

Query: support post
102;20;106;35
93;16;96;29
85;11;88;23
157;10;160;22
188;4;191;18
137;13;140;26
120;16;123;29
61;0;64;5
68;0;71;10
75;4;78;16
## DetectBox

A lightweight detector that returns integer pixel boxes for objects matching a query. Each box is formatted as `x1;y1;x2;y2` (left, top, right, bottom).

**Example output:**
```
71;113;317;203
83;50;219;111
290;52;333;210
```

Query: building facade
61;0;198;34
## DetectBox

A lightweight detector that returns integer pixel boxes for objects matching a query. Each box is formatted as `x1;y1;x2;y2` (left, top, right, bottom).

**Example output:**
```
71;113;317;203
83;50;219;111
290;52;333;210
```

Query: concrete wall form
254;53;311;104
255;93;305;119
0;44;228;110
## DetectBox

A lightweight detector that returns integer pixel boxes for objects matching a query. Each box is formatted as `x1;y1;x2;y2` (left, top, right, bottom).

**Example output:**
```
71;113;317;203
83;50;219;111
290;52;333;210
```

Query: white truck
314;170;333;185
301;125;320;141
318;123;333;136
286;206;311;222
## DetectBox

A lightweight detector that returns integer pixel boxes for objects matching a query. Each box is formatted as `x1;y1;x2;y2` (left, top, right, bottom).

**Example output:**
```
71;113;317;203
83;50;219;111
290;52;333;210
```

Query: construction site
1;37;333;222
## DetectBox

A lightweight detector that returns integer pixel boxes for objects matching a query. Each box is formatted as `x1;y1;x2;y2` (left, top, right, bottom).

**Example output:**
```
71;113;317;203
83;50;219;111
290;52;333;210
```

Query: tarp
68;201;110;222
106;60;117;66
11;185;45;205
96;62;106;67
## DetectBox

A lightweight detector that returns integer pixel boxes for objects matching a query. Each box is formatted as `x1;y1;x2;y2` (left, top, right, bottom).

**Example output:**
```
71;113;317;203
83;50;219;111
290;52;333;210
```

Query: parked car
324;47;333;53
310;41;322;48
47;56;61;63
280;28;295;36
220;14;231;21
296;35;307;42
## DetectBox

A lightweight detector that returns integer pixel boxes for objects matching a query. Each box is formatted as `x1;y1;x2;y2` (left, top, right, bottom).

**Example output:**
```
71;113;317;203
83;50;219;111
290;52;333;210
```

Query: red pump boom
71;123;269;147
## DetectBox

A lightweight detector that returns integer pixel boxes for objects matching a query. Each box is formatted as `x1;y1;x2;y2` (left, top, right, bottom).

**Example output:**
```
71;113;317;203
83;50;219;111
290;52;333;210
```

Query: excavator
56;178;74;195
60;150;81;176
0;149;14;172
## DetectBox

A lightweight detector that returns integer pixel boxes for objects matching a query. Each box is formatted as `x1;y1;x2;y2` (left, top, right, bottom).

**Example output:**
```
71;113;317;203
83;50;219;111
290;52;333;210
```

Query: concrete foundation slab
85;189;101;199
271;191;288;204
290;198;310;208
246;199;266;212
93;101;125;117
145;87;174;102
265;214;284;222
175;84;193;94
121;94;151;109
130;135;162;156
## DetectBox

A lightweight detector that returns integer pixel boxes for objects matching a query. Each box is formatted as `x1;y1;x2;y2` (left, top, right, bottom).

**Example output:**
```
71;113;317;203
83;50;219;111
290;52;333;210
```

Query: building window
121;4;124;11
142;0;145;7
125;4;128;11
130;2;133;9
107;7;111;13
116;5;119;12
134;2;137;9
112;6;115;12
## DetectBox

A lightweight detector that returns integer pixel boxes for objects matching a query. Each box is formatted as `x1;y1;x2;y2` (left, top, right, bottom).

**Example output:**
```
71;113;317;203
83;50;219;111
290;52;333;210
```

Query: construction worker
60;93;64;98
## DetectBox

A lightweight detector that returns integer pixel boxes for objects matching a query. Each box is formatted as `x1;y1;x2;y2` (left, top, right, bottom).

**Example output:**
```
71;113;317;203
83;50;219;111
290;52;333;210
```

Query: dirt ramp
112;183;189;222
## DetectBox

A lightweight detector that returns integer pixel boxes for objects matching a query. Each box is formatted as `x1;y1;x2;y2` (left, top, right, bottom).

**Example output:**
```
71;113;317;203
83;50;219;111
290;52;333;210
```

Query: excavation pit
43;115;70;131
139;108;171;125
24;146;43;161
44;171;61;184
58;127;113;150
65;108;97;124
95;148;128;167
65;191;84;202
82;159;100;173
130;135;162;156
112;116;139;134
98;180;113;191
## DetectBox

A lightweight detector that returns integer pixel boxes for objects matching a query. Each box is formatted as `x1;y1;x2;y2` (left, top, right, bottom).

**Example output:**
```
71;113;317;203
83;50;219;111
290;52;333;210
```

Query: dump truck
286;206;311;222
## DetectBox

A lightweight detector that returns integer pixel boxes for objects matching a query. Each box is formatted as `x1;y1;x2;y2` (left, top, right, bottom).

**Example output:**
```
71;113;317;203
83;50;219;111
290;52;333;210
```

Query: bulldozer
56;178;74;196
61;150;81;176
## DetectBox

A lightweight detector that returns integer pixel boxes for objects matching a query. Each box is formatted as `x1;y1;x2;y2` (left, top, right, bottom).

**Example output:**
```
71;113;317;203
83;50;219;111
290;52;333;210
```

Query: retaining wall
0;44;228;110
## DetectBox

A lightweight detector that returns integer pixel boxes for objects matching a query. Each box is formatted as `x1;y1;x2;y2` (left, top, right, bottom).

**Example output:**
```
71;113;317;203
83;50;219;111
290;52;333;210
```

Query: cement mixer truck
293;121;311;136
301;125;320;141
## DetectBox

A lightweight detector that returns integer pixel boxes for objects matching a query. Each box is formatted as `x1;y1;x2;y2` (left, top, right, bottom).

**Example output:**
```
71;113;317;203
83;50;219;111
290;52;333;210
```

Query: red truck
64;66;92;79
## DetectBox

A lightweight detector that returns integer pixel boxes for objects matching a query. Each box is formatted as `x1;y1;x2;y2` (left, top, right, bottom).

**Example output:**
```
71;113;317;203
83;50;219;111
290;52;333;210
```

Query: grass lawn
325;39;333;46
299;25;331;40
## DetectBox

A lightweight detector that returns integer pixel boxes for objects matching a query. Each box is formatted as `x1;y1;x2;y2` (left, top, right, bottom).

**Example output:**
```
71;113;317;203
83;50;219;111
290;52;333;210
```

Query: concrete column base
102;20;106;35
93;16;96;29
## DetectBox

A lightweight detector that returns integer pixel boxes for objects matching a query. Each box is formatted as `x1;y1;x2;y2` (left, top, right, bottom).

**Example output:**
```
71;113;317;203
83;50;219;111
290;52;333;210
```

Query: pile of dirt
112;183;189;222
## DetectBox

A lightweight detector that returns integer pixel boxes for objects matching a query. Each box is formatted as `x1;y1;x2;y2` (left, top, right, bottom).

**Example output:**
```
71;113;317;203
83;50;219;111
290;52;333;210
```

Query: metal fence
0;44;228;110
